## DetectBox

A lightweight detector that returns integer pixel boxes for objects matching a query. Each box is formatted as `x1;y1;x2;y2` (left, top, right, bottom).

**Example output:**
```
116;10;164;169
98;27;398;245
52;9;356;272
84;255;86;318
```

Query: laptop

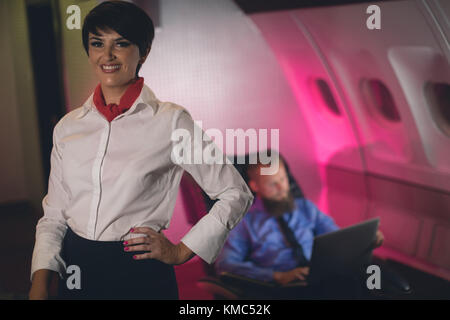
304;217;380;285
218;217;380;289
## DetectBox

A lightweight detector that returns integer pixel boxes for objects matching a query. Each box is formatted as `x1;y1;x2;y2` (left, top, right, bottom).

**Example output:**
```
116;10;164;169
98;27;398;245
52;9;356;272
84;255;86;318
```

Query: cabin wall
250;0;450;279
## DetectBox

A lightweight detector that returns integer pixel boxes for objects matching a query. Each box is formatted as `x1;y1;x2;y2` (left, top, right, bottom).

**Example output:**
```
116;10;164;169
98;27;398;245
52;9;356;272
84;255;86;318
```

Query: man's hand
374;230;384;248
273;267;309;286
123;227;195;265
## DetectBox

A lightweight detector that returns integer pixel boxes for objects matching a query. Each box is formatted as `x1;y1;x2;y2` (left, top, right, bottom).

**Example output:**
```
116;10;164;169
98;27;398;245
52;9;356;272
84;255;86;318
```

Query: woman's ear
140;46;151;64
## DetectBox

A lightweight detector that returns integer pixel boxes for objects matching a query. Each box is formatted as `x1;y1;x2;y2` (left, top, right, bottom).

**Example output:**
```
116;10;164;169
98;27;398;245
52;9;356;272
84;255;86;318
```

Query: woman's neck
101;79;135;105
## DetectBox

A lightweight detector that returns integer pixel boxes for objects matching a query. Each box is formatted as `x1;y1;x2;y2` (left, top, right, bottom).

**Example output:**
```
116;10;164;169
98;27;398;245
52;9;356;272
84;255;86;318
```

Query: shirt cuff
180;213;230;264
30;261;65;283
30;237;67;282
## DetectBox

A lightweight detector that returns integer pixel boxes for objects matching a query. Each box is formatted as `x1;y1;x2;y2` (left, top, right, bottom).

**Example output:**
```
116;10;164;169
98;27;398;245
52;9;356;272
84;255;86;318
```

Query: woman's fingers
124;244;151;252
124;226;178;264
130;226;159;236
123;227;161;260
123;236;149;246
132;252;155;260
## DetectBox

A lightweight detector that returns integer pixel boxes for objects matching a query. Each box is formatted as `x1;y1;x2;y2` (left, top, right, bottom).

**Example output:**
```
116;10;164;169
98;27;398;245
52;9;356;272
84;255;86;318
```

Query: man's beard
261;191;295;217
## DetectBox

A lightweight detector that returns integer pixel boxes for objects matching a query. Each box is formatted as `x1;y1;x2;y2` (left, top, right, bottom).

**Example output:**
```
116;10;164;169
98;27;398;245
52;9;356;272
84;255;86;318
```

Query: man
214;152;384;298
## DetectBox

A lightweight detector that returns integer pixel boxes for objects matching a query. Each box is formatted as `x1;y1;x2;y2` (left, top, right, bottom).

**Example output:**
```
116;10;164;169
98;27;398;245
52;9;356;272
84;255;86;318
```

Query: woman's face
88;28;145;88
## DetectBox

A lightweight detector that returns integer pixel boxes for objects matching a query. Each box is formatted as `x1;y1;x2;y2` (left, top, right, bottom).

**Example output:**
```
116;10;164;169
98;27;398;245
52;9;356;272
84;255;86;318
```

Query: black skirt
57;227;179;300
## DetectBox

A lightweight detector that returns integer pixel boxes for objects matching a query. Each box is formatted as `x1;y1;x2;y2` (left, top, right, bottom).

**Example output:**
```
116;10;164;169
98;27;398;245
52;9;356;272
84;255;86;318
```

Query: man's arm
304;200;339;236
214;221;275;282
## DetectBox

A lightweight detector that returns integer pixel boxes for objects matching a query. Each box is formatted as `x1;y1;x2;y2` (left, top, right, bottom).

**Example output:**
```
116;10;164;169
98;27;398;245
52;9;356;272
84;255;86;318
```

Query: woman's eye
117;42;130;47
90;41;102;47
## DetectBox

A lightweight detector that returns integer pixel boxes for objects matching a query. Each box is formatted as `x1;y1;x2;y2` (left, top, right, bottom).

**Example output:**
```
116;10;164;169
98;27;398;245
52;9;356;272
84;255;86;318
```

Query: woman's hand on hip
123;227;195;265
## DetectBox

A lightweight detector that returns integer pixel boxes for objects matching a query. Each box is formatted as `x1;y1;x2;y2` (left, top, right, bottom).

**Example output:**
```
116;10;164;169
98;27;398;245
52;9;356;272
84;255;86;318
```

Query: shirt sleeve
214;220;275;282
306;200;340;236
171;109;254;264
30;123;69;282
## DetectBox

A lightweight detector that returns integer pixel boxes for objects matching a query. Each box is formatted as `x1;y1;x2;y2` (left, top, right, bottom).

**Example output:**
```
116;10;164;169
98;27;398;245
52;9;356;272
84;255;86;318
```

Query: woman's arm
171;109;254;265
29;269;57;300
123;227;196;265
30;123;69;298
176;241;196;264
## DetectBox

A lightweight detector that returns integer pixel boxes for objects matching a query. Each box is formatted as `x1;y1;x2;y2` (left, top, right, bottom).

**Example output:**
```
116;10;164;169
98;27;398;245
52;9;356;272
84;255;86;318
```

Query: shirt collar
75;83;158;120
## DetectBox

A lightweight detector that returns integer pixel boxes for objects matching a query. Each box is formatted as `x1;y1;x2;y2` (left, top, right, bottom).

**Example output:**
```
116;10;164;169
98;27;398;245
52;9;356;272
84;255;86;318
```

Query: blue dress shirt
214;197;339;282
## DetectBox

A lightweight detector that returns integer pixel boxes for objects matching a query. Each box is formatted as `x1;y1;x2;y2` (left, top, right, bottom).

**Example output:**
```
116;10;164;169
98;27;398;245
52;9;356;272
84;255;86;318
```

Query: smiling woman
81;1;153;106
28;0;254;300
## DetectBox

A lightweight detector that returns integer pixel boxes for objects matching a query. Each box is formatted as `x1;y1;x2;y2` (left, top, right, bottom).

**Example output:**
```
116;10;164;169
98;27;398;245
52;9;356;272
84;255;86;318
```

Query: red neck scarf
93;77;144;122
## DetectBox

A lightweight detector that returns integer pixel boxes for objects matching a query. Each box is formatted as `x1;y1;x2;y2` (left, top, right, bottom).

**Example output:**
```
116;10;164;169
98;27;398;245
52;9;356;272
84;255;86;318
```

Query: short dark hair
82;1;155;77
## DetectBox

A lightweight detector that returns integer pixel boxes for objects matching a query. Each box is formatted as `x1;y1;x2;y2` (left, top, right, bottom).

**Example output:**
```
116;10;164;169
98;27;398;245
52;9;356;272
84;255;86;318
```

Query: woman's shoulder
156;100;192;118
142;85;191;118
52;106;84;136
154;101;195;130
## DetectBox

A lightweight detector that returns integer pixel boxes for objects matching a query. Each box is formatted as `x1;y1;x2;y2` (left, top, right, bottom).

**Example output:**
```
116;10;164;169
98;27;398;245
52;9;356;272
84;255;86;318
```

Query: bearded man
214;151;384;298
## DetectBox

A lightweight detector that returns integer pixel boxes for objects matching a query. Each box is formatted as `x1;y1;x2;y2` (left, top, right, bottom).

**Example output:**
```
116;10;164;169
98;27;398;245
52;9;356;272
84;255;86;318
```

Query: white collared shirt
30;84;254;281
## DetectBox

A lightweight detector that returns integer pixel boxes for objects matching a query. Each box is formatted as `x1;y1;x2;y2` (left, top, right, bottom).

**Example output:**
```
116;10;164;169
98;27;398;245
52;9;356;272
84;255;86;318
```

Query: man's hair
82;1;155;77
246;149;285;180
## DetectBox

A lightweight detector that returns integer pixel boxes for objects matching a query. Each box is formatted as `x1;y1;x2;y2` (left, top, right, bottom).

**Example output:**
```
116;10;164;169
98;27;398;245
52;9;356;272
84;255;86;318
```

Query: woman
29;1;253;300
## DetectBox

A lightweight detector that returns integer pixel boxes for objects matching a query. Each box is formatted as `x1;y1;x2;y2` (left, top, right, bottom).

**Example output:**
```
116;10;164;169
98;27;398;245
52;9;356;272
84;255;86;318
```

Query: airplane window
314;79;341;116
424;82;450;137
361;79;401;123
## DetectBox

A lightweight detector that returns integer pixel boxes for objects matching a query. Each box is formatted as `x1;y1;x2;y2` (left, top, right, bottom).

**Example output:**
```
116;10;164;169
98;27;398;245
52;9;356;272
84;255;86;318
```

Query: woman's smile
101;63;122;73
